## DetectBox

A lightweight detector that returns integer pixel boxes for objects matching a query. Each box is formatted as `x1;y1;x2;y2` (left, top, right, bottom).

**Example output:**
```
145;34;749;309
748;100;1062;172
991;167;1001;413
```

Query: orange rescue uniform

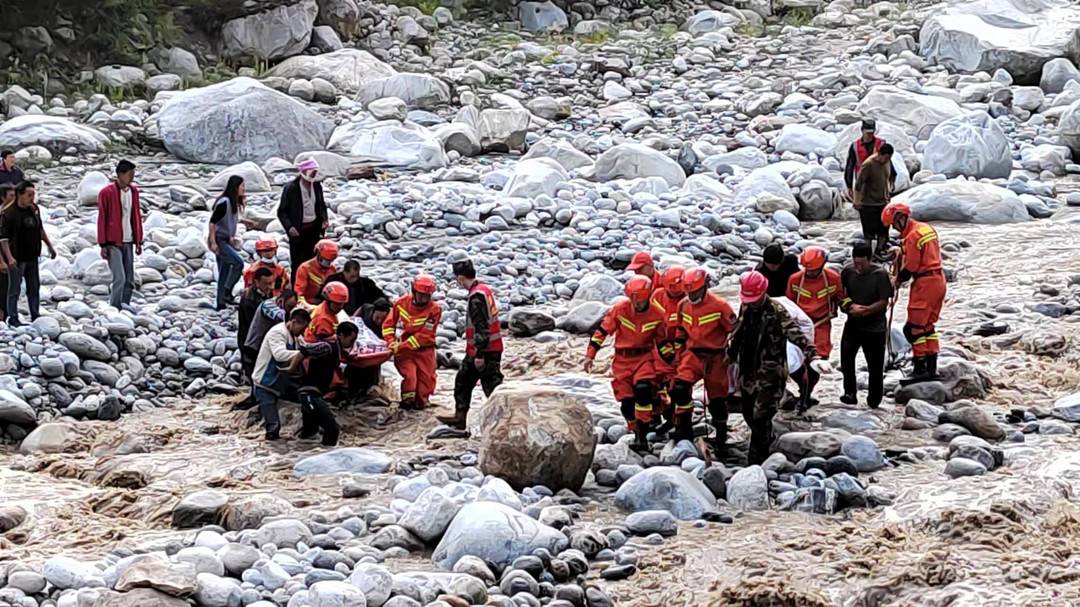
900;219;946;356
651;287;684;389
294;260;336;306
305;302;343;343
675;293;737;415
383;295;442;406
786;268;845;358
586;298;668;424
242;260;290;296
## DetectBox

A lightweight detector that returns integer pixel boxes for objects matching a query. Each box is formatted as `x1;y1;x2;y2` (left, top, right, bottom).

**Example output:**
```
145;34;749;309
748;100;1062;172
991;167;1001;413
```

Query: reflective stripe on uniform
634;402;652;412
641;320;661;332
617;316;637;331
407;335;420;349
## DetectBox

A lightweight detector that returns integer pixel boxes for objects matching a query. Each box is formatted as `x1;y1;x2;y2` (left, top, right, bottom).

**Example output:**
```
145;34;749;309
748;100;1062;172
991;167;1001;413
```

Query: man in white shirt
253;308;312;440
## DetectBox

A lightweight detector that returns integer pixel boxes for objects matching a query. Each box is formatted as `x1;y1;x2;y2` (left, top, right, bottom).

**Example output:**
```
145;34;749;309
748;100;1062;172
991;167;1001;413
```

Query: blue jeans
106;244;135;310
216;240;244;309
7;259;40;325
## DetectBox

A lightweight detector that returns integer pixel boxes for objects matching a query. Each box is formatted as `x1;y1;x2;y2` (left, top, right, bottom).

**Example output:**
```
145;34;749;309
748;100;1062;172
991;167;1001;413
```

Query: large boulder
593;143;686;187
518;1;568;33
0;115;109;154
474;382;596;491
266;49;395;93
735;166;797;212
477;109;531;153
774;431;846;460
0;389;36;427
502;158;569;200
220;0;318;60
154;47;201;80
613;467;715;520
894;179;1031;224
919;0;1080;85
773;124;838;157
1059;98;1080;158
726;465;770;511
157;78;333;164
521;138;594;171
293;447;391;477
856;86;964;139
207;162;271;193
338;123;447;170
18;422;78;453
684;10;742;35
923;111;1011;178
1041;58;1080;94
356;74;451;109
572;274;624;303
432;502;568;569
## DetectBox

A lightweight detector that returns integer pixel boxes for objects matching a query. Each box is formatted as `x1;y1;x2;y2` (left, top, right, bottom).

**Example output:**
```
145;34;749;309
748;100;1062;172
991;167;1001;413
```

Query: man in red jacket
97;160;144;310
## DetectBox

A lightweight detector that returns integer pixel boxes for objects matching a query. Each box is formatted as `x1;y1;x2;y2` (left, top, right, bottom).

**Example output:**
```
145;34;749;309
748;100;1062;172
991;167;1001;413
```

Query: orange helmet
255;239;278;253
315;239;339;261
412;274;437;295
323;281;349;304
662;265;685;296
625;275;653;305
799;246;827;271
881;201;912;227
683;267;708;293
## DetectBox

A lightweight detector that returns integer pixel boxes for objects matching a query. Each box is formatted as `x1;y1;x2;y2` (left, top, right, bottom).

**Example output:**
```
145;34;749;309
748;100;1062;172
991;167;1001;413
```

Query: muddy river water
3;209;1080;606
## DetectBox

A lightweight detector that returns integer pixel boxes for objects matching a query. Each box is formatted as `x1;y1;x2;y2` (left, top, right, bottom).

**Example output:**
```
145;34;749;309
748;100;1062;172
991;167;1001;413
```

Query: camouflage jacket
728;298;817;392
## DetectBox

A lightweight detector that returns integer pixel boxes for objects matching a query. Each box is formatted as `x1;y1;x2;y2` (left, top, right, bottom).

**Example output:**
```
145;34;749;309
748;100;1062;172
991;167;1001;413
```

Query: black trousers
288;222;324;284
300;391;340;446
841;325;886;407
454;351;504;411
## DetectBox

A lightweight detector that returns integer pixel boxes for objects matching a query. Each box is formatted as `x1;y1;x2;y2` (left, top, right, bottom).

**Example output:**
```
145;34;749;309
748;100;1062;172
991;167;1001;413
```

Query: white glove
810;359;834;375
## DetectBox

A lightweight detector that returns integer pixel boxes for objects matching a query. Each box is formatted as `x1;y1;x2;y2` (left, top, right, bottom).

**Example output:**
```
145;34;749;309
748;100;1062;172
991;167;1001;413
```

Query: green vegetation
387;0;441;15
659;23;679;40
735;22;766;37
780;7;817;27
576;29;612;45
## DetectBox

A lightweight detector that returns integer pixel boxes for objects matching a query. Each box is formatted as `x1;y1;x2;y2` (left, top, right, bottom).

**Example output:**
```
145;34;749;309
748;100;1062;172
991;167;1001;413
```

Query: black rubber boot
632;424;650;453
899;357;929;386
925;353;938;381
710;423;728;462
673;414;694;443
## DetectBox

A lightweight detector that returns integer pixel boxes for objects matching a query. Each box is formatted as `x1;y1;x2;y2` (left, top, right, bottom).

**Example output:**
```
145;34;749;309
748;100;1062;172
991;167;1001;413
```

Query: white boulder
922;111;1011;179
856;86;964;139
343;122;447;170
0;115;109;154
356;74;451;109
774;124;838;157
221;0;318;60
266;49;396;93
593;143;686;187
502;158;569;200
895;179;1032;224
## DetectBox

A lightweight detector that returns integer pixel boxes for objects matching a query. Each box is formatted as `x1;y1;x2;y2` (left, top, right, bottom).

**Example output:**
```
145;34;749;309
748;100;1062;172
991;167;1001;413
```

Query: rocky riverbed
3;0;1080;604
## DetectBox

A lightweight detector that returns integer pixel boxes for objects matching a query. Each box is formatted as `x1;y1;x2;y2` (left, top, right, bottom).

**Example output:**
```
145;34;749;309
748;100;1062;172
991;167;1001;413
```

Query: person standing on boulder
0;185;14;322
786;246;845;412
755;243;800;298
0;151;25;186
439;260;505;430
839;241;893;409
583;275;669;452
670;268;737;454
383;274;442;410
1;181;57;326
97;160;144;311
853;142;897;259
208;176;247;310
882;201;946;386
729;271;819;465
277;159;328;285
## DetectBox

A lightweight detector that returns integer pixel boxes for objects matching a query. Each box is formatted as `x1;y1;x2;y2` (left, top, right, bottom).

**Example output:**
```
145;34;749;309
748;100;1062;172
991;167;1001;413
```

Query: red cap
627;251;654;271
740;271;768;304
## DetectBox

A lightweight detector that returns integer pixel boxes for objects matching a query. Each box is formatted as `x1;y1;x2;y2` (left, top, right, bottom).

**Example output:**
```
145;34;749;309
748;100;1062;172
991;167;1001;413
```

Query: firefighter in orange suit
650;265;685;433
786;246;845;410
383;275;442;409
670;268;737;453
882;201;946;385
243;239;290;295
584;275;669;452
305;281;349;343
294;239;339;307
439;260;504;429
627;251;661;292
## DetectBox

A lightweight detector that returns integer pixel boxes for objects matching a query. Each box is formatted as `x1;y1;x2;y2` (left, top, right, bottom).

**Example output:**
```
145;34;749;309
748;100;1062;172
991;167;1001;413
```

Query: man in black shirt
1;181;57;326
326;260;385;316
0;151;25;187
839;241;893;409
239;268;276;380
755;243;800;298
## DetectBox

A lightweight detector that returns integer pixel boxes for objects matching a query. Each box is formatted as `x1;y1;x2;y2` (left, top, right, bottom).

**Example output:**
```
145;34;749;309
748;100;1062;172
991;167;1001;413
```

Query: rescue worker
243;239;290;295
439;260;504;429
584;275;669;452
305;281;349;342
294;239;338;306
670;268;737;453
786;246;845;411
729;271;818;465
383;275;442;409
650;265;686;433
627;251;660;291
882;201;946;385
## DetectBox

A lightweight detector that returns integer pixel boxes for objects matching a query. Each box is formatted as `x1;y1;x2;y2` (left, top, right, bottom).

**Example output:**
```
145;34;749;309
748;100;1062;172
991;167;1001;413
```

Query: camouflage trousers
739;380;786;466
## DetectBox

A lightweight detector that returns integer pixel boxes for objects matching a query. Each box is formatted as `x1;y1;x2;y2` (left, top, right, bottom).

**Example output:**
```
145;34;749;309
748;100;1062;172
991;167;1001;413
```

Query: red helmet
627;251;654;272
412;274;437;295
662;266;685;296
323;281;349;304
624;275;653;305
799;246;827;271
255;239;278;253
683;267;708;293
315;239;339;261
881;201;912;227
740;271;768;304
